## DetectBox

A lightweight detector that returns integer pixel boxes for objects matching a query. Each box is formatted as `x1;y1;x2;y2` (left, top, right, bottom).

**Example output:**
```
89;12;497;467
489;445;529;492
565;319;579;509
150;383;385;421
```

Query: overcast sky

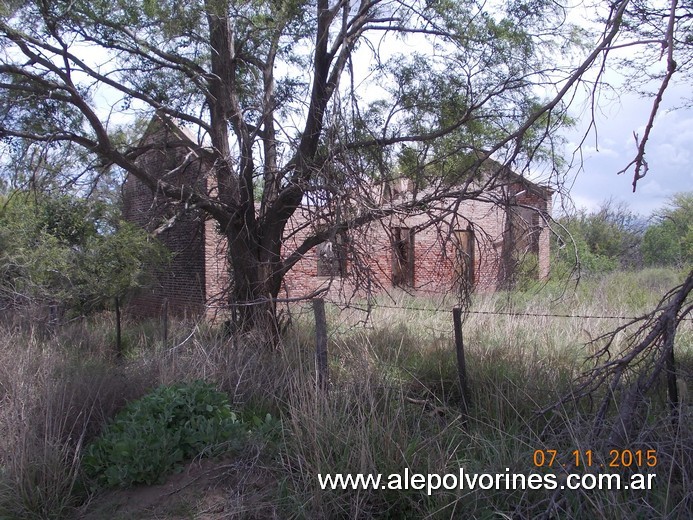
558;78;693;218
552;0;693;219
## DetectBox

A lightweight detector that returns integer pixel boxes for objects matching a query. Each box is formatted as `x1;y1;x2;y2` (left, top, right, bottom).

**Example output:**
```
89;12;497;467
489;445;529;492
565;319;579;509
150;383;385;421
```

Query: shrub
82;381;243;489
641;191;692;267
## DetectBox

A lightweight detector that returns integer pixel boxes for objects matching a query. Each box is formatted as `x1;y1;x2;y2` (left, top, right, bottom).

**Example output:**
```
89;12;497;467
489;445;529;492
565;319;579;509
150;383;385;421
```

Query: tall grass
0;268;690;518
0;323;159;518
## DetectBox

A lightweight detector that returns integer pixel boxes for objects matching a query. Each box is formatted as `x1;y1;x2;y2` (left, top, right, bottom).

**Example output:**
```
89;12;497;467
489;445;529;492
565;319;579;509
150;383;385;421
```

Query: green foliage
513;252;540;291
557;193;692;275
554;228;618;274
641;192;693;268
0;191;168;315
82;381;243;489
554;199;644;275
37;194;100;245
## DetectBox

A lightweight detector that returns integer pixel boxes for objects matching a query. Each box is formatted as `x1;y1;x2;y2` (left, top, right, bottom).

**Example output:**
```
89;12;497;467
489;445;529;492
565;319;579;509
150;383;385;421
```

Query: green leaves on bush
82;381;243;489
0;191;168;317
641;192;692;268
553;199;644;274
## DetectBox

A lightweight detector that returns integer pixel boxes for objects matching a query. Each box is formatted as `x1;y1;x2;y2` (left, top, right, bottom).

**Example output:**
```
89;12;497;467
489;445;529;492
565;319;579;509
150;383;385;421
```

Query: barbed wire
208;294;693;322
319;299;693;322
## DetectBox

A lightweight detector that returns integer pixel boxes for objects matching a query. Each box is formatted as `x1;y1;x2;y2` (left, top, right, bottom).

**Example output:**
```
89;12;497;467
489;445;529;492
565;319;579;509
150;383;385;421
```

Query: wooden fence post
162;299;169;349
453;307;470;416
313;298;329;394
663;320;679;424
115;296;122;358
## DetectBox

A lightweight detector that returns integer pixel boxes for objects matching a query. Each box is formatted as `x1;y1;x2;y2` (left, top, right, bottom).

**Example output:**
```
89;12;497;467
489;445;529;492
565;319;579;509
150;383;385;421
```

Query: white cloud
561;85;692;216
653;143;690;166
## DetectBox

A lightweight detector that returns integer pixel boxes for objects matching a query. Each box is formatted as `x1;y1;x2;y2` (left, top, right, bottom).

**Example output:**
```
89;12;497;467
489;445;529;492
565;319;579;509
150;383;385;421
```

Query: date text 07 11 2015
532;449;657;469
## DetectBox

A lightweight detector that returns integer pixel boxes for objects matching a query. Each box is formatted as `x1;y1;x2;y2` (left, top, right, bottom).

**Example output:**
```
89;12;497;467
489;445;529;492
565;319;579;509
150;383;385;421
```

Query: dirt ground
74;454;282;520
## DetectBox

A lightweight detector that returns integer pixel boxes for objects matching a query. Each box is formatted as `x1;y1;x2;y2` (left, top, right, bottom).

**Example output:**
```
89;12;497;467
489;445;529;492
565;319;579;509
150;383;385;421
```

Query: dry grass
0;268;690;519
0;323;160;519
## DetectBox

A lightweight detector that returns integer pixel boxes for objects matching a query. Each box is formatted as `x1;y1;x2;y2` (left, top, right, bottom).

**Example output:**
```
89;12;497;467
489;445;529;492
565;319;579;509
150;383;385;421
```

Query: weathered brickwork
123;116;553;318
123;117;209;317
280;188;551;299
204;217;230;320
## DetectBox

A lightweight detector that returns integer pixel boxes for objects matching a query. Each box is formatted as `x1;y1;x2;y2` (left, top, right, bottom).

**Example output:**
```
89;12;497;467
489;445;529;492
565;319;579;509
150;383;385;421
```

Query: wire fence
308;299;693;322
321;302;641;321
209;292;693;323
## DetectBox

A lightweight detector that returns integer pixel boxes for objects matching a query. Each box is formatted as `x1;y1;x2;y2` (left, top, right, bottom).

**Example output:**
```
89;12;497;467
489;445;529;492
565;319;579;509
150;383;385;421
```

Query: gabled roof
136;112;214;163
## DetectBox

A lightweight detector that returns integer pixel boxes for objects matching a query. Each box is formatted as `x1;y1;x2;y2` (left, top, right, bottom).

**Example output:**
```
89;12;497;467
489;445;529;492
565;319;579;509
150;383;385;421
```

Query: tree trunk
226;226;282;341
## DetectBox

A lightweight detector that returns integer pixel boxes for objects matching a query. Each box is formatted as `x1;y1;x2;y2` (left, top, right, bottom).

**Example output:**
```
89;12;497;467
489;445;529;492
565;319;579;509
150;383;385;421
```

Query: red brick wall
122;118;209;318
125;187;551;316
512;183;552;281
203;216;230;321
277;194;543;300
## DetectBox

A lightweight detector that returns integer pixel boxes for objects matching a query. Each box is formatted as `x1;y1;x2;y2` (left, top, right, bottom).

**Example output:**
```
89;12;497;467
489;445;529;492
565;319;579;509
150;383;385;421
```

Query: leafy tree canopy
642;192;693;268
0;191;167;316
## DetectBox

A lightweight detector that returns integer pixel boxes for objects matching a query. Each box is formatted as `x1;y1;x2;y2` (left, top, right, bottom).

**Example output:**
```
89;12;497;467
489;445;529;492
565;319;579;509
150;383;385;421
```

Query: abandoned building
123;116;553;319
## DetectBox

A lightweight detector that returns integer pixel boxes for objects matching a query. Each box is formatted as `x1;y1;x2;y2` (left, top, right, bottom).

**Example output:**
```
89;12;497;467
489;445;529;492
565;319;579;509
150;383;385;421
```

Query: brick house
123;116;553;318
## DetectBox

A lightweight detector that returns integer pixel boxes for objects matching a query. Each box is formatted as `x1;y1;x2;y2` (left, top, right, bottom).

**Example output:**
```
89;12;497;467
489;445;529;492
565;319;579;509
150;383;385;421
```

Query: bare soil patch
75;454;281;520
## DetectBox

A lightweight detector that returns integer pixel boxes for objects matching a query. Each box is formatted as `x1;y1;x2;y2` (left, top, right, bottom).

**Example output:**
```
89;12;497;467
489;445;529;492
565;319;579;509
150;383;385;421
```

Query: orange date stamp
532;449;657;469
